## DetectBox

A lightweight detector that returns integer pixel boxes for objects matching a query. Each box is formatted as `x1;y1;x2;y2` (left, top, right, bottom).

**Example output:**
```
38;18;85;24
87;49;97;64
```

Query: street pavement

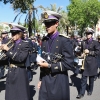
0;68;100;100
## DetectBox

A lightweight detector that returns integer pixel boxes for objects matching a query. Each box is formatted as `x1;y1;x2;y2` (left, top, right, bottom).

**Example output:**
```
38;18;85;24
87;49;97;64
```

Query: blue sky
0;0;70;24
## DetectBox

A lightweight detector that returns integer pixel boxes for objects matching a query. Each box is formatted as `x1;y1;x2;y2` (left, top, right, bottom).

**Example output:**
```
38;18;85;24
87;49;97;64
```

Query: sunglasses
86;32;93;35
11;31;21;36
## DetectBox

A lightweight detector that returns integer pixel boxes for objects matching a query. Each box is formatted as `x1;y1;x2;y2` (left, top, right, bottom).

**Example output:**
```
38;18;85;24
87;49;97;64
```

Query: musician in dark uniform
1;25;30;100
24;31;38;82
70;34;80;77
1;31;9;44
96;35;100;79
0;31;9;78
76;27;100;99
37;11;74;100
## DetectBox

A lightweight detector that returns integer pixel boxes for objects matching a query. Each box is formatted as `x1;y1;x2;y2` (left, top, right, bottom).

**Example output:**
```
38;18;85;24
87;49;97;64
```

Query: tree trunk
66;25;69;35
28;11;33;37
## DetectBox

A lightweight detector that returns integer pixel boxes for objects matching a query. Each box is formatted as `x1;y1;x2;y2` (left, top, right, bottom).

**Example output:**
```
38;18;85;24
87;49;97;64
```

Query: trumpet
0;38;14;60
81;50;88;70
81;53;86;70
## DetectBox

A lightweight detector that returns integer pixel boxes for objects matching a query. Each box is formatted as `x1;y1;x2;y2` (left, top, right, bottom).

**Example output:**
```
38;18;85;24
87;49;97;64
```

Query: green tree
0;0;35;12
67;0;100;36
0;0;36;36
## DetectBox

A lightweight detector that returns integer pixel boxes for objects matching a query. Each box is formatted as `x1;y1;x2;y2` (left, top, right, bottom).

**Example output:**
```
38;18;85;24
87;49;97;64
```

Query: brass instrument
0;38;14;60
81;51;88;70
81;53;86;70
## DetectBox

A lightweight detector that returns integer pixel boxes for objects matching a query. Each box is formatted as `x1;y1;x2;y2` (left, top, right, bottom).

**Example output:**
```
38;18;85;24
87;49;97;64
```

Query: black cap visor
43;19;58;23
85;32;93;35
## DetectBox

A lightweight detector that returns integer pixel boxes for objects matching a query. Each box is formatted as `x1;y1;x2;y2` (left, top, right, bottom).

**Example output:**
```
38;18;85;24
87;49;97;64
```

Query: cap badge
44;12;49;19
9;24;13;29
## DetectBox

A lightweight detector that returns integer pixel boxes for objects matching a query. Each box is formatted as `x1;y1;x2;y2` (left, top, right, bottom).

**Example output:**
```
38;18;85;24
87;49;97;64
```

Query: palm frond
57;6;63;13
18;15;23;24
38;5;46;11
13;12;21;22
24;13;29;27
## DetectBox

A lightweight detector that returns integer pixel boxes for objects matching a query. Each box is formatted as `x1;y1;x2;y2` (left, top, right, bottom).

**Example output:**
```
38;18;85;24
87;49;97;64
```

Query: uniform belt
10;63;24;68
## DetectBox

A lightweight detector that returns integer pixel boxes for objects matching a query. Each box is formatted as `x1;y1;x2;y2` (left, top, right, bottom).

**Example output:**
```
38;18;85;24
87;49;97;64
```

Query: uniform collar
87;38;93;43
15;38;22;44
47;31;59;39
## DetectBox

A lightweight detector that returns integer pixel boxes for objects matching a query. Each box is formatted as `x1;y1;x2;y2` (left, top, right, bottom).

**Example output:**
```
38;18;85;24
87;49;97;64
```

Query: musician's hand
2;44;9;51
37;61;49;68
37;81;42;89
81;53;85;58
0;46;2;50
84;49;89;54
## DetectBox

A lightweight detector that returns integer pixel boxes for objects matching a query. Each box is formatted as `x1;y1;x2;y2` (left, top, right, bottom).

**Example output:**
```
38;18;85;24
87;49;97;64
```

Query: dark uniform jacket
0;37;10;65
97;42;100;68
0;37;10;78
25;38;37;67
81;39;100;76
39;33;74;100
5;40;30;100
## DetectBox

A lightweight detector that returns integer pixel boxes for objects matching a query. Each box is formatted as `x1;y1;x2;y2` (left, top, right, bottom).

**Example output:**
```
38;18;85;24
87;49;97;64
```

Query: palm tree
12;0;37;37
59;10;70;35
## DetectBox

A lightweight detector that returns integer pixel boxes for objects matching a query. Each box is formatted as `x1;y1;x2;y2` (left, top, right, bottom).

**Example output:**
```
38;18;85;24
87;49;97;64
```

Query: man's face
98;38;100;42
44;21;59;34
24;33;27;38
2;34;7;38
12;32;21;41
86;33;92;39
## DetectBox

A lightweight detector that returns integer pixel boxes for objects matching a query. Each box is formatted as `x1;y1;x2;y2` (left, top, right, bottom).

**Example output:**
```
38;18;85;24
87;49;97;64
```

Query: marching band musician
37;10;74;100
24;31;38;82
96;35;100;79
76;27;100;99
1;31;9;44
0;31;9;79
1;25;30;100
71;35;81;77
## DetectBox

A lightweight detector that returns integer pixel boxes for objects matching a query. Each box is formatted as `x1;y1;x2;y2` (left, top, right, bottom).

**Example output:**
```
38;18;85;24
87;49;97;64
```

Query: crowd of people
0;10;100;100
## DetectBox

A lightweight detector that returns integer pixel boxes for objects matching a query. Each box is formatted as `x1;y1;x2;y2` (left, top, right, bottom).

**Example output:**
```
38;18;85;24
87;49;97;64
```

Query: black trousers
27;67;32;81
0;66;5;78
79;75;94;95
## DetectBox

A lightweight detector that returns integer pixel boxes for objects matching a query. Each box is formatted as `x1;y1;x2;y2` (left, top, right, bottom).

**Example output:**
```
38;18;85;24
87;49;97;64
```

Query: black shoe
71;73;77;77
87;92;92;96
98;75;100;79
76;94;84;99
94;76;97;81
71;82;74;86
98;73;100;79
29;78;32;82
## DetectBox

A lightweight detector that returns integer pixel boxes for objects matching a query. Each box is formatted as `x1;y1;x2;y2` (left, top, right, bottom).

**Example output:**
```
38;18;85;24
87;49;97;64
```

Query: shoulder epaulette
22;40;29;42
42;36;48;41
59;34;70;38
